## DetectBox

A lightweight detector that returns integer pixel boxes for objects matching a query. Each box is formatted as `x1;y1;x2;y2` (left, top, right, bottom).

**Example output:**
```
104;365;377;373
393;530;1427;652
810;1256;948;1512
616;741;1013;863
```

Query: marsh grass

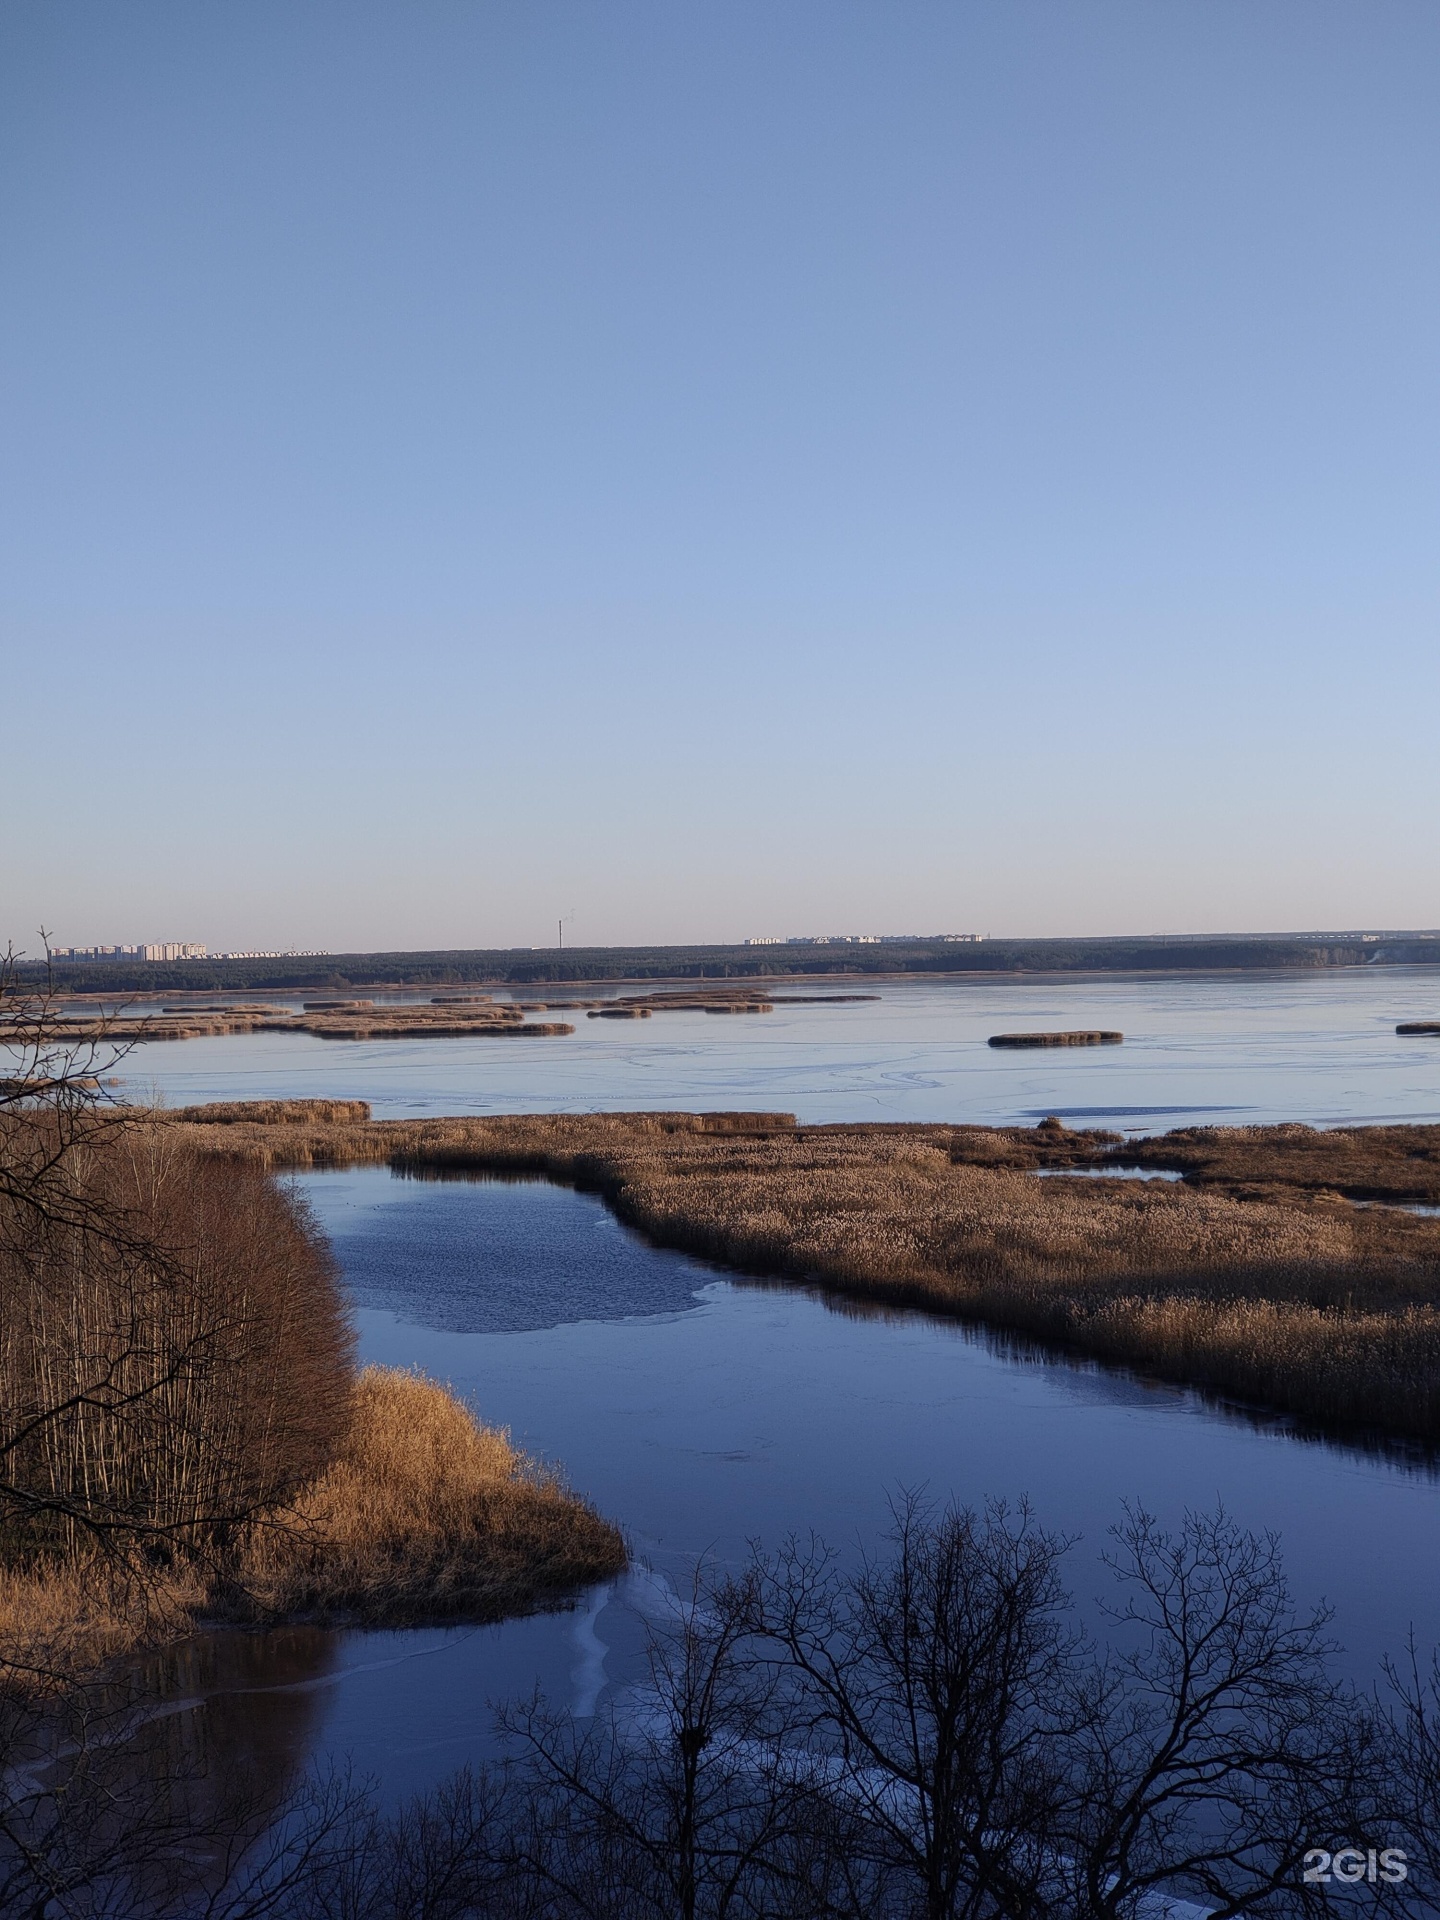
165;1106;1440;1445
174;1098;373;1126
16;1005;575;1044
1;1369;623;1688
34;978;873;1041
0;1558;206;1691
1114;1120;1440;1203
234;1368;624;1626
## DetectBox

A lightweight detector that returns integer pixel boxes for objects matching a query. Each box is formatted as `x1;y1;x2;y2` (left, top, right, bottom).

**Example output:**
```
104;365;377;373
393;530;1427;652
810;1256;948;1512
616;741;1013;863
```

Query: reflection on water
7;1628;341;1913
1032;1165;1185;1181
131;1628;338;1870
126;1168;1440;1811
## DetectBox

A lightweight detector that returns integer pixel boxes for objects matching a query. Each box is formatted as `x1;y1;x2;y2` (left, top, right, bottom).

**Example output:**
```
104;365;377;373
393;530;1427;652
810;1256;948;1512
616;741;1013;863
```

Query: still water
125;969;1440;1806
116;968;1440;1130
176;1165;1440;1808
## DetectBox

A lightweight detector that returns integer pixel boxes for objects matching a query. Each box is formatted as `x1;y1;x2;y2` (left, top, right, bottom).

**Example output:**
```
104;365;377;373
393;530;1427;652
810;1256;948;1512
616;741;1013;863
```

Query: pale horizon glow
3;3;1438;953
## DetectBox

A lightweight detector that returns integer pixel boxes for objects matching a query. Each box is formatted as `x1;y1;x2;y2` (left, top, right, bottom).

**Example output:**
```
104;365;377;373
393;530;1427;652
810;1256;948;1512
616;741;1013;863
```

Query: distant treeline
25;931;1440;994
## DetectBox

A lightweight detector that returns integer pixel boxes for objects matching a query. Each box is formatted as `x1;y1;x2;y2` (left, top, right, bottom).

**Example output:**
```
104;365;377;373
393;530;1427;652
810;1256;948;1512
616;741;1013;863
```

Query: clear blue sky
3;2;1437;953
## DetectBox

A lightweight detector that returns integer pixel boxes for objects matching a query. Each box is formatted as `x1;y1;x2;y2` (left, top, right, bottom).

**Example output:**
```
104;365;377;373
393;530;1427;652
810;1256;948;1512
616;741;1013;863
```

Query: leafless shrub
497;1564;837;1920
750;1495;1083;1920
249;1501;1403;1920
1064;1506;1396;1920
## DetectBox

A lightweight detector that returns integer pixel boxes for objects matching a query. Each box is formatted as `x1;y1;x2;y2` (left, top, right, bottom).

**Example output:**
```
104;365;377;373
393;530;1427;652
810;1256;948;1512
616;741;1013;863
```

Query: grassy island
22;982;878;1047
18;1001;577;1044
168;1100;1440;1448
987;1029;1124;1047
235;1365;624;1626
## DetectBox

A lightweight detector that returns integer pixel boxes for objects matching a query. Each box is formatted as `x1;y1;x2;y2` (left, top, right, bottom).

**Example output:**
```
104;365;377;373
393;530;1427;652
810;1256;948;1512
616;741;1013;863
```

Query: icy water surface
113;968;1440;1130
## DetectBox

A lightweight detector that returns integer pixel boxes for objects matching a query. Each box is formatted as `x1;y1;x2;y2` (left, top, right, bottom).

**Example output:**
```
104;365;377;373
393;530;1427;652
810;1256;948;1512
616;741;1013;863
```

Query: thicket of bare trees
0;946;353;1581
91;1499;1404;1920
2;1128;353;1559
0;945;357;1915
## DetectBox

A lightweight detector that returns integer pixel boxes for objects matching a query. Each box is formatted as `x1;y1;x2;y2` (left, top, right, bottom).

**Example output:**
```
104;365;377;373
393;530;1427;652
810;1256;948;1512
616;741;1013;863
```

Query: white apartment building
51;941;208;962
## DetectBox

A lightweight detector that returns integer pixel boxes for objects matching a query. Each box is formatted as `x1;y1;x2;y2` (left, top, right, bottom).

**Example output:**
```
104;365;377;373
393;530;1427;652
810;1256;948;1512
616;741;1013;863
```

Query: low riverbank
0;1367;625;1689
171;1101;1440;1446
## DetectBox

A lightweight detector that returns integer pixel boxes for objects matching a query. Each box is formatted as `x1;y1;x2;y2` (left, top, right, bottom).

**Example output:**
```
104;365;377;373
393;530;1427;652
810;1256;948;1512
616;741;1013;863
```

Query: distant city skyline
46;942;329;963
3;2;1438;951
34;926;1437;968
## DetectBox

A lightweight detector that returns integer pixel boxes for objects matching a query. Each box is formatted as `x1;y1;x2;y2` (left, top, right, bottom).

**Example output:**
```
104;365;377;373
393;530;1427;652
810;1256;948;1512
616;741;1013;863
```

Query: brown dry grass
0;1369;623;1690
161;1106;1440;1445
170;1098;373;1127
21;1006;575;1044
36;981;881;1040
1114;1121;1440;1204
0;1558;205;1691
234;1367;624;1626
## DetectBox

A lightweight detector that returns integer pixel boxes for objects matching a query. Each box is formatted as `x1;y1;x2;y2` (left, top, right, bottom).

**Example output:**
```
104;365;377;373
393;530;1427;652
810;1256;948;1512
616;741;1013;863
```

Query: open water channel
124;971;1440;1809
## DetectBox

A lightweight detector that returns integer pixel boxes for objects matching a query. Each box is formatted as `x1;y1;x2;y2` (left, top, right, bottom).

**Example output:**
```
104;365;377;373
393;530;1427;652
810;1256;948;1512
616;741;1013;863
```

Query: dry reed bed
0;1368;623;1688
1115;1121;1440;1204
0;1558;206;1688
18;1007;575;1043
166;1103;1440;1445
988;1030;1123;1048
611;987;880;1011
233;1367;624;1626
32;983;878;1041
539;987;876;1014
